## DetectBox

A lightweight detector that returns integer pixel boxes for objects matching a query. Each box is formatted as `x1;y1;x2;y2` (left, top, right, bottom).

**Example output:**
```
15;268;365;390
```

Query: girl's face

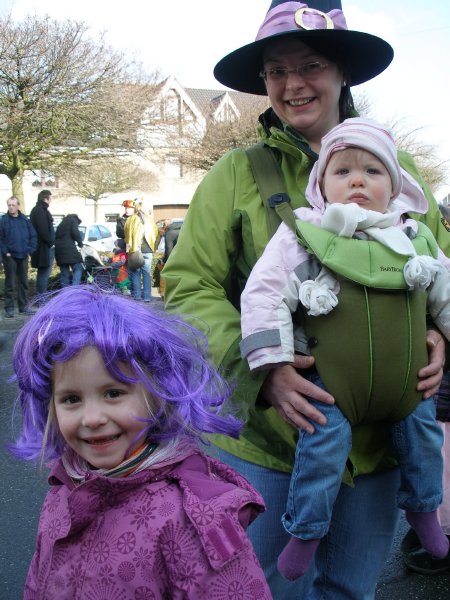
322;148;393;213
263;37;343;151
52;346;151;470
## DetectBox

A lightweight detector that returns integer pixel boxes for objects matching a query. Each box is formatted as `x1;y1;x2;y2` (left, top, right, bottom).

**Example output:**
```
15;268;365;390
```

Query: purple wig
9;286;241;462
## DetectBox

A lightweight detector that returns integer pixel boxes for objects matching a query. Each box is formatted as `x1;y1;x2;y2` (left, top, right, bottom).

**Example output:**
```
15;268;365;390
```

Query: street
0;316;449;600
0;324;48;600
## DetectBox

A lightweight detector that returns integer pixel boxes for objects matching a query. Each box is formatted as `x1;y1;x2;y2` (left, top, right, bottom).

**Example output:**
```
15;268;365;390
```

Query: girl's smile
52;346;151;470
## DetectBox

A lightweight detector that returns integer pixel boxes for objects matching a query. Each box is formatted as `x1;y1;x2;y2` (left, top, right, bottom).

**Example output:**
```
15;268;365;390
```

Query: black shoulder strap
245;143;297;238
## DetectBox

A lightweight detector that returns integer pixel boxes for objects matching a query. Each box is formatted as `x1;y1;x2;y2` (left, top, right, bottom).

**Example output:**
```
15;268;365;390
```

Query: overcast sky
1;0;449;199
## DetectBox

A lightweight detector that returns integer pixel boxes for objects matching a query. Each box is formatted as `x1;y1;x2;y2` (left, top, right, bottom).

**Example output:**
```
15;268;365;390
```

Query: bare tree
178;117;258;172
175;99;269;173
0;14;159;202
385;117;448;194
60;157;158;221
352;90;374;118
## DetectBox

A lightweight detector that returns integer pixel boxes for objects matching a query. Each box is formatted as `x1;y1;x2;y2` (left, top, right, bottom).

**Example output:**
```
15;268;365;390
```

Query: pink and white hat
305;117;429;215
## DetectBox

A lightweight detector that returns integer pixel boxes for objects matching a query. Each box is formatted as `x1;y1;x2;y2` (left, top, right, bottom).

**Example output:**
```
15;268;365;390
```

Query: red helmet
122;199;136;209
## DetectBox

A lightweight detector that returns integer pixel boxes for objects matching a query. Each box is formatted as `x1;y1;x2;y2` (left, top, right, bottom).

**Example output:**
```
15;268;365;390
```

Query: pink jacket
25;450;272;600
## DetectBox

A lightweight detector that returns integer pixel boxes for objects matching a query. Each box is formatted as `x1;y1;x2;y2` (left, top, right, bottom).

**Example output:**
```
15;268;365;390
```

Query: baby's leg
405;511;449;558
391;398;448;557
278;538;321;581
278;397;352;580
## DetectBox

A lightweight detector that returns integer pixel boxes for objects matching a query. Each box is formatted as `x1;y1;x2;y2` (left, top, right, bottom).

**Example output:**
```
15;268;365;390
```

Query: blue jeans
36;247;55;295
284;386;443;542
129;252;152;301
284;399;352;539
59;262;83;287
392;397;443;511
2;255;29;312
213;447;400;600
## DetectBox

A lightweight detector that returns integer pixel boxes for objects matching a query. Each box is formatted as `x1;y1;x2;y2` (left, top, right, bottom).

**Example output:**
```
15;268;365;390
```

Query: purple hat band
256;2;348;41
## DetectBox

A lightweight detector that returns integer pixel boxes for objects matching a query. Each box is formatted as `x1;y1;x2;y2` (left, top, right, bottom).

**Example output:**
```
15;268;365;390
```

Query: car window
88;226;101;241
98;225;112;239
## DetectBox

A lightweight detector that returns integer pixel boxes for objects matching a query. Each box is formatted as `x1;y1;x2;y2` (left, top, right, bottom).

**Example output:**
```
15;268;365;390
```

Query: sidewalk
0;310;33;332
0;285;163;333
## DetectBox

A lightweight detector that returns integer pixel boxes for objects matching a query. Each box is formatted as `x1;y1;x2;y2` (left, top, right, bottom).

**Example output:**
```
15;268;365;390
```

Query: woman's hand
260;355;334;434
417;330;446;399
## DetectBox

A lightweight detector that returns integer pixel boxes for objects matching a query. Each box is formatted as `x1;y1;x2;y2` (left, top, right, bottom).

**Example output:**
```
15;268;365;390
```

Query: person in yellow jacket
125;202;158;302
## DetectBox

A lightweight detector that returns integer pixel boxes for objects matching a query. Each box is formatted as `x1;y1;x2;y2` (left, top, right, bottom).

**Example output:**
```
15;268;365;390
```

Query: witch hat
214;1;393;95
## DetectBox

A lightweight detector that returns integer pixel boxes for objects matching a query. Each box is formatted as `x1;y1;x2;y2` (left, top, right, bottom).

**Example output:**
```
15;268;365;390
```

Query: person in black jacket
0;196;37;317
55;214;84;287
29;189;55;295
164;220;183;263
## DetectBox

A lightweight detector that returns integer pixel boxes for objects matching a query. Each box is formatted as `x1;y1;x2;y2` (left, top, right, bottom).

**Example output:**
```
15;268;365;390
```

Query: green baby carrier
246;143;438;426
295;221;437;425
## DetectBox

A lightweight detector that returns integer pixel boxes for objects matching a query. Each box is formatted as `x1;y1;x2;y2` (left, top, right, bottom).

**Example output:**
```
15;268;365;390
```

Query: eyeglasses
259;61;329;82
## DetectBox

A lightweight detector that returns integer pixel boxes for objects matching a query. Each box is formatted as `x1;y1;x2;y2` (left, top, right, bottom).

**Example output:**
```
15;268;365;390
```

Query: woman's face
262;37;344;150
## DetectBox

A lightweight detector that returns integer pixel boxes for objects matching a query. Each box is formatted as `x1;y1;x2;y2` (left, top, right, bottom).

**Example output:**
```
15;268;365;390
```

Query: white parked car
78;223;115;253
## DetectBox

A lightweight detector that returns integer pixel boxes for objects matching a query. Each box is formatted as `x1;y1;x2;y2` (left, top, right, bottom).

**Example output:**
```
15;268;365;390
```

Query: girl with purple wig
9;286;272;600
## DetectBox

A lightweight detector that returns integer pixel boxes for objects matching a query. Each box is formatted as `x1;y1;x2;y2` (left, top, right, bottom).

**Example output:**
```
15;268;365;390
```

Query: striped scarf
62;442;158;482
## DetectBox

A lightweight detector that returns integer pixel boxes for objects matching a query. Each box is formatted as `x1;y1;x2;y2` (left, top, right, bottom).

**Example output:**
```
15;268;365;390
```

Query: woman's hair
135;201;149;216
9;286;241;463
37;189;52;202
304;39;356;121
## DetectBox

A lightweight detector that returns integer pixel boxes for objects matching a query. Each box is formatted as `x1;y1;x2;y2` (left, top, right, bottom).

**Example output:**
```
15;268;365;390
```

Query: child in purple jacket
9;286;272;600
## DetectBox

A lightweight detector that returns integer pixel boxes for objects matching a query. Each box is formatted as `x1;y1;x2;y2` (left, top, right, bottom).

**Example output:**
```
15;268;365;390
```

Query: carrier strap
246;143;297;238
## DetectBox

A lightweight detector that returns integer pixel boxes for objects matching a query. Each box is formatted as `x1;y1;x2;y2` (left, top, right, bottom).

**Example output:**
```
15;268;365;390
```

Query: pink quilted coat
24;450;272;599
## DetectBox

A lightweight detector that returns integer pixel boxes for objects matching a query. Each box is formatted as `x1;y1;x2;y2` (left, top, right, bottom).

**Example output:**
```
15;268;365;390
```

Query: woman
55;213;83;287
163;2;449;598
29;189;55;295
125;202;158;302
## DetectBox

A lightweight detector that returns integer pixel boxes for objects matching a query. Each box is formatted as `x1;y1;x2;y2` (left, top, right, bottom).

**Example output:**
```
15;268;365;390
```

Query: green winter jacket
163;111;450;483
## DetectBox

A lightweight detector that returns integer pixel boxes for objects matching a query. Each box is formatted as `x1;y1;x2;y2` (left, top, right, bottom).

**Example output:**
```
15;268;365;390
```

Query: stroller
80;245;115;288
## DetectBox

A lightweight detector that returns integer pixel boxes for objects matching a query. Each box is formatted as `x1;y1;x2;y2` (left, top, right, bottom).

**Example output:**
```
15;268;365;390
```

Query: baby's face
52;346;150;470
322;148;393;213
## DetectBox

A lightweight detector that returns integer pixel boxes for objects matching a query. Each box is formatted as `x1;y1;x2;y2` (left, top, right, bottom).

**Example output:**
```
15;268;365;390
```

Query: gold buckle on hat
295;7;334;30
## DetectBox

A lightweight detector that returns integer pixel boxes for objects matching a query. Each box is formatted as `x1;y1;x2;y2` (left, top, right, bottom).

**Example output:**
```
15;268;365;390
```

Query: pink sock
277;537;320;581
406;510;449;558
